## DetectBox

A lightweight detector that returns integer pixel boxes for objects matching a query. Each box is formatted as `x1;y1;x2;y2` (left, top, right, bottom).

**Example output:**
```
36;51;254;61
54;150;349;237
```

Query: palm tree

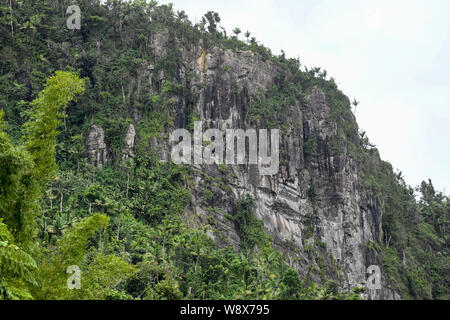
220;26;227;38
244;30;251;43
352;99;360;114
233;27;241;39
204;11;221;34
177;10;188;23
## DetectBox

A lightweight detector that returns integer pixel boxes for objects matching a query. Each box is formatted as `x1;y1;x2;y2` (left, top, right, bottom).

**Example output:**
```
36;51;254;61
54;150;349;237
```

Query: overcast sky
159;0;450;194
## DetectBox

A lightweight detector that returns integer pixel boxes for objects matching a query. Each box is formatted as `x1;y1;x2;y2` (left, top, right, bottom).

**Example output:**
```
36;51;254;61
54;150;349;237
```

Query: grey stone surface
87;31;400;299
86;124;108;168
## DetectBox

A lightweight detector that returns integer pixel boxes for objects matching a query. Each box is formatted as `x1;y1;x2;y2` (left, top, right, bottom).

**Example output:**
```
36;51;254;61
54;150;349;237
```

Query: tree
0;71;85;299
220;26;227;38
32;213;134;300
0;220;37;299
232;27;241;39
313;67;321;75
177;10;188;23
203;11;221;35
352;99;360;114
1;71;84;245
244;30;251;43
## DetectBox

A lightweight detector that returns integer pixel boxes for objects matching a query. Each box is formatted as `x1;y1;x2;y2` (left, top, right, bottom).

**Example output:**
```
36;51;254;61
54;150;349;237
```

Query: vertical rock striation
86;124;108;168
87;30;400;299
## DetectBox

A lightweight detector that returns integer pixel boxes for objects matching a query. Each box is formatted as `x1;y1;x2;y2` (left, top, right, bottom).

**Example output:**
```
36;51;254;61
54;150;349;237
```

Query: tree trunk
60;191;64;214
9;0;14;45
126;171;130;199
116;211;121;240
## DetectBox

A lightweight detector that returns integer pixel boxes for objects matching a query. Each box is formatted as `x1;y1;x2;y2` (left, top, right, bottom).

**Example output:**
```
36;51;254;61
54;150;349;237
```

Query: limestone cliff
90;32;401;299
4;0;447;301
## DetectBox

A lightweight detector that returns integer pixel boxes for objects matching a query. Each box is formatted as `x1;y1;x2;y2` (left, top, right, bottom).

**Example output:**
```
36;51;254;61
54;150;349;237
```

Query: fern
0;221;37;300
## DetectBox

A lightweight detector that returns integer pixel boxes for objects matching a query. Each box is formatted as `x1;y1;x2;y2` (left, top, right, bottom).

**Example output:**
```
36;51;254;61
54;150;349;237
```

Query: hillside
0;0;448;300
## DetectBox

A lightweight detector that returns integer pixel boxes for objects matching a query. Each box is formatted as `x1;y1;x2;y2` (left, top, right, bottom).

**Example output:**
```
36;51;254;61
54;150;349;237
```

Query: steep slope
0;0;448;300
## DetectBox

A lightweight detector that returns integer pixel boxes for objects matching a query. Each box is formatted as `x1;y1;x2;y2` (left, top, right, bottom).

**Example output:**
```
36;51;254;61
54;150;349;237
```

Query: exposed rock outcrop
173;41;398;299
122;124;136;161
85;124;108;168
99;31;400;299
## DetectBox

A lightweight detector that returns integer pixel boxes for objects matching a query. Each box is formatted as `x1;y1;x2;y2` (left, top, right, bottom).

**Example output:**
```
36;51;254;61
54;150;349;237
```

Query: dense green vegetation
0;0;447;300
0;71;356;299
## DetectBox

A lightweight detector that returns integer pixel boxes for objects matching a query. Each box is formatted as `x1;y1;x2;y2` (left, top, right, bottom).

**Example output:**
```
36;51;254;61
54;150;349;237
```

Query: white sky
159;0;450;193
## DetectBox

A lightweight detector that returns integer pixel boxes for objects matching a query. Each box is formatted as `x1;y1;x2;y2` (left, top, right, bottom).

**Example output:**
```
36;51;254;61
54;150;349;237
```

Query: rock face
122;124;136;161
109;31;400;299
187;45;399;299
86;124;108;168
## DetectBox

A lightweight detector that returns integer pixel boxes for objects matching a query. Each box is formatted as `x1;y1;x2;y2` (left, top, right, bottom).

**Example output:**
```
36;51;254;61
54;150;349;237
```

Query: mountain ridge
0;0;448;300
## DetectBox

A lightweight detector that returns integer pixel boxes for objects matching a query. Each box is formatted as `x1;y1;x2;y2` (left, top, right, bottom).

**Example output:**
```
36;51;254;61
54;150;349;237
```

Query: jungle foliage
0;0;447;300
